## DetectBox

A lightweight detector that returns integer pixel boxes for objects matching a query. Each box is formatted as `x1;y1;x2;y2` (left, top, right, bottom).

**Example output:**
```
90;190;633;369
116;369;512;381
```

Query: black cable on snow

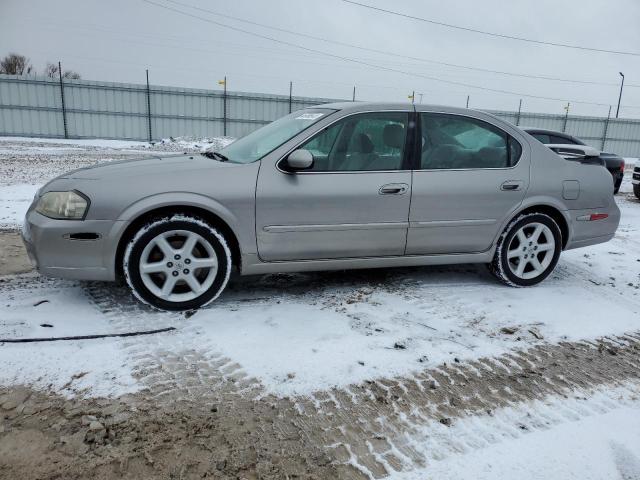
0;326;176;344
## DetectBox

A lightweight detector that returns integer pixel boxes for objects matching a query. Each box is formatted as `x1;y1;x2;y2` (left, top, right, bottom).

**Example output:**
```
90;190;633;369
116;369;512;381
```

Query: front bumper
21;210;117;281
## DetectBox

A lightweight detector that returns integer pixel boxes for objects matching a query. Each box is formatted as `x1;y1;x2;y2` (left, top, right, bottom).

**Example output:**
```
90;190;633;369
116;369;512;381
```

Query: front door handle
379;183;409;195
501;180;524;192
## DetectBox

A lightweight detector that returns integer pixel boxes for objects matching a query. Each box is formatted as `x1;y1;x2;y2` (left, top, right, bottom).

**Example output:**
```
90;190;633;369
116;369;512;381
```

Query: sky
2;0;640;117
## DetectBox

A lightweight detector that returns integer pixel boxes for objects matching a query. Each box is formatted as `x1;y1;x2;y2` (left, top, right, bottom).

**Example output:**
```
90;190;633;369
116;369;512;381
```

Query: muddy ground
0;231;32;276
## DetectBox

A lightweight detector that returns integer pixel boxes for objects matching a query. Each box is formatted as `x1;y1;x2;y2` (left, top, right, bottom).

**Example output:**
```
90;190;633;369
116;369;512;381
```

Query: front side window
300;112;409;172
213;108;335;163
420;113;518;169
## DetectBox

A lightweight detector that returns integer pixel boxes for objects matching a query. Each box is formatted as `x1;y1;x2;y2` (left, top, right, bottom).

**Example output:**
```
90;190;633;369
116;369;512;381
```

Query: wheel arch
113;204;242;281
505;203;570;250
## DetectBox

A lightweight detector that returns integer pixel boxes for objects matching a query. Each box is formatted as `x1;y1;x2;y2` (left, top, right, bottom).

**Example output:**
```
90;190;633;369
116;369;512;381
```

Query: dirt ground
0;231;32;276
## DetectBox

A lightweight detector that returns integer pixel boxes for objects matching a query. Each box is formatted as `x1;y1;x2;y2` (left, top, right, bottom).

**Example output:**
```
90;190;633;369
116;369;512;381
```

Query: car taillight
620;161;625;172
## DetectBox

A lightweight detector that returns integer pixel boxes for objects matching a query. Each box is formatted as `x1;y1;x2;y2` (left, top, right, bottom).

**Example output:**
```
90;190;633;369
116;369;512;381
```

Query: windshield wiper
202;151;230;162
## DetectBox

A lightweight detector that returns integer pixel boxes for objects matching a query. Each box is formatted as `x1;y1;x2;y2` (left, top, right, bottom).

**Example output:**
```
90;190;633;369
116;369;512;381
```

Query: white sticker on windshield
295;113;324;120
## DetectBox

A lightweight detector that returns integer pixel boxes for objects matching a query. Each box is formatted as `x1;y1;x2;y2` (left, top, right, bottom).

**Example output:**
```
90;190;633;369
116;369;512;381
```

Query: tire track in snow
84;282;264;404
291;334;640;479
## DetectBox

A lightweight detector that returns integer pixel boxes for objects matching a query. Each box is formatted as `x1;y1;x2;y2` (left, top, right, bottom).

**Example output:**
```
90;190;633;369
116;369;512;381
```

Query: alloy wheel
139;229;219;302
506;222;555;280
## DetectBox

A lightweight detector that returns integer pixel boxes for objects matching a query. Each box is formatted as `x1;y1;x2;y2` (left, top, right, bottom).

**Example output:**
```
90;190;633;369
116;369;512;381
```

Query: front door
407;112;530;255
256;111;414;262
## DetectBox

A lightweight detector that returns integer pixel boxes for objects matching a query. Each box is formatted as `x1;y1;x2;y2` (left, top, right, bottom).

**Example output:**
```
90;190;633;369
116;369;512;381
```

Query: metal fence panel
1;73;640;156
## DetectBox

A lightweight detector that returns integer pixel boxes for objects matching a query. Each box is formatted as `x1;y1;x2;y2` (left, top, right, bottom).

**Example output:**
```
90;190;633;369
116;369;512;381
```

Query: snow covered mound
149;136;236;152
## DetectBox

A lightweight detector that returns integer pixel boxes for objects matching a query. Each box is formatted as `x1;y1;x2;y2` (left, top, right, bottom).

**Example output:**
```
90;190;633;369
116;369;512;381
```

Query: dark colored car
633;164;640;199
523;128;625;194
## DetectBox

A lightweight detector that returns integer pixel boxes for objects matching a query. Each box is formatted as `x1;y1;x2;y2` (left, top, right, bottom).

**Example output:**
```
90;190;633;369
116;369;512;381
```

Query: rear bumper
564;204;621;251
21;210;116;281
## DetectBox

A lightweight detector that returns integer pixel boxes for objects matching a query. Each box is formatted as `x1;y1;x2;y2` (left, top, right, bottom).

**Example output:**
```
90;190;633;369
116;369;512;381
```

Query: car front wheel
489;213;562;287
634;184;640;200
123;215;232;311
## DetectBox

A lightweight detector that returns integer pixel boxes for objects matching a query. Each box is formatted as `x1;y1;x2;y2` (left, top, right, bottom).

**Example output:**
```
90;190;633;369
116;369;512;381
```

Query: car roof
314;101;481;117
314;101;525;133
520;127;570;136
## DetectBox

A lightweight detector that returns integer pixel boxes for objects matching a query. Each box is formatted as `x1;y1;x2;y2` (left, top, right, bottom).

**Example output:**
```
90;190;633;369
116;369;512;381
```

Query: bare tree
62;70;81;80
44;62;81;79
44;62;59;78
0;53;33;75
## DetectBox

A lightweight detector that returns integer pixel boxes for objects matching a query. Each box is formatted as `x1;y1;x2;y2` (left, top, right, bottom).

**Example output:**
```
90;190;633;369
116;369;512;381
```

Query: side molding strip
263;222;409;233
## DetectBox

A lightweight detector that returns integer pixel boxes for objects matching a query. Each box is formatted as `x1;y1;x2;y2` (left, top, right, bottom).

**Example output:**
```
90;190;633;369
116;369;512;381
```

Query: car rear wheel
123;215;232;311
489;213;562;287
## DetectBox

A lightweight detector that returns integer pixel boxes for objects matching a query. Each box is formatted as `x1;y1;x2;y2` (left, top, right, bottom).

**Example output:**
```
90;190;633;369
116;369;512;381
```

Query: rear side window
550;135;576;145
420;113;519;169
531;133;551;144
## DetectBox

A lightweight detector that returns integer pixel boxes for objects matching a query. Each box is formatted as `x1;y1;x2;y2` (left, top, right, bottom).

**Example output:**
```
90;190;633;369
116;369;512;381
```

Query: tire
489;213;562;287
614;178;622;194
634;184;640;200
123;214;232;311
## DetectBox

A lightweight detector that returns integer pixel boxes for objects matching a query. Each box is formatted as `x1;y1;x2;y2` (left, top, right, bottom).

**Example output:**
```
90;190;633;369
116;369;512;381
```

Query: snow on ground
0;135;234;152
0;184;37;229
0;136;150;149
0;137;639;399
1;137;640;478
391;384;640;480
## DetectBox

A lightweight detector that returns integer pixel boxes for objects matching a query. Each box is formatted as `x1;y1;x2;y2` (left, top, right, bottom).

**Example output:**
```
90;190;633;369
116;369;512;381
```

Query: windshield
209;108;336;164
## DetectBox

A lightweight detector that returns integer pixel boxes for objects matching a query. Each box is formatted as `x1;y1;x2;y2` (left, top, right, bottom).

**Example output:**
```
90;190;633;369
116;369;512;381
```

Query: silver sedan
22;102;620;310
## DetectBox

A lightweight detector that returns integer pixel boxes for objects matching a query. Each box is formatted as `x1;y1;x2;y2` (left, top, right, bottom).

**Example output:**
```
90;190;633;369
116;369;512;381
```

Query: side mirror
284;149;314;170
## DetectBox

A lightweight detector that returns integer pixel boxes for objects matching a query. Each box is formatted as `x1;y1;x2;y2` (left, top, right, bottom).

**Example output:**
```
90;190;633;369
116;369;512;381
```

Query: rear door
256;110;414;261
407;112;530;254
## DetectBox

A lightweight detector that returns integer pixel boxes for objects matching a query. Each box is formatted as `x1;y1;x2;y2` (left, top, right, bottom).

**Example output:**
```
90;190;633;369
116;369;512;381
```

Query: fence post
58;61;68;139
601;105;612;151
562;102;570;132
223;76;227;136
516;99;522;126
352;86;356;102
145;69;152;142
289;81;292;113
466;95;469;108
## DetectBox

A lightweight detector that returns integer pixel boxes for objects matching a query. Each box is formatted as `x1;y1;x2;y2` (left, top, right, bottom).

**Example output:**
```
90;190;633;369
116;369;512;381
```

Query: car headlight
35;191;89;220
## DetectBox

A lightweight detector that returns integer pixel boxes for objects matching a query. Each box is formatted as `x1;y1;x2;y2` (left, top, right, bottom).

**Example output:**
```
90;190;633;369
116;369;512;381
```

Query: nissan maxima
22;103;620;310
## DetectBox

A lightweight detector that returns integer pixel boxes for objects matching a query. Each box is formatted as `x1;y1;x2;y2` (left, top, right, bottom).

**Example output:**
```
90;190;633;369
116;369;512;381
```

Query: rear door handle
501;181;523;191
379;183;409;195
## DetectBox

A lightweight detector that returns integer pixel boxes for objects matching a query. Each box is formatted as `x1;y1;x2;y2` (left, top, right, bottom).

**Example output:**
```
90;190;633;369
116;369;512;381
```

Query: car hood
57;153;234;180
